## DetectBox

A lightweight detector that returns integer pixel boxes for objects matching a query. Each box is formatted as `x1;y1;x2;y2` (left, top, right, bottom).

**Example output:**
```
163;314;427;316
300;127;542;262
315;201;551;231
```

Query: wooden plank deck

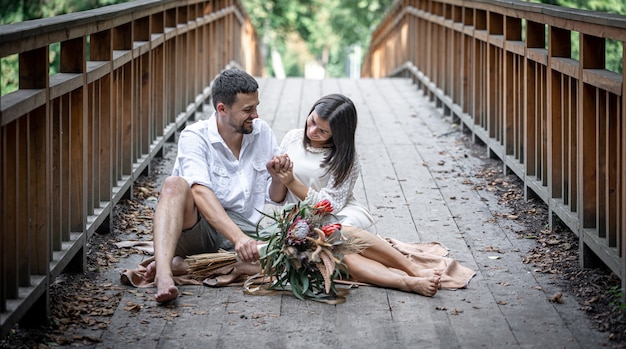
94;77;606;348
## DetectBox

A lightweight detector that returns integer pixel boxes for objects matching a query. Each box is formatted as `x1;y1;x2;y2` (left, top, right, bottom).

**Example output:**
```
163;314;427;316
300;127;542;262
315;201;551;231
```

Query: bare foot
155;276;179;303
144;257;188;283
171;256;189;276
404;276;440;297
144;261;157;282
412;268;443;278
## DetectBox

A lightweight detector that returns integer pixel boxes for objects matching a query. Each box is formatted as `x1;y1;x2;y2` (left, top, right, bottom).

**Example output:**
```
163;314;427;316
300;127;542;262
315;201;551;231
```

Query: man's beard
239;119;254;134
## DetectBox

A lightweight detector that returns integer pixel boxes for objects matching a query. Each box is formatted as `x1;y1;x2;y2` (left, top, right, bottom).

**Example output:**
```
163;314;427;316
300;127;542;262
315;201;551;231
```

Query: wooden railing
363;0;626;291
0;0;263;336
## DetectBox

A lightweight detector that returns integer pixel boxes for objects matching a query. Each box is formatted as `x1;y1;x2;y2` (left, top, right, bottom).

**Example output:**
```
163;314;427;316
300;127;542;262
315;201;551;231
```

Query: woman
268;94;473;297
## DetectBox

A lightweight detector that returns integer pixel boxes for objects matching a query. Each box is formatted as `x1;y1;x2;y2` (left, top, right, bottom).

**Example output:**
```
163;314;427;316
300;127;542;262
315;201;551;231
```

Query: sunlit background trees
240;0;394;78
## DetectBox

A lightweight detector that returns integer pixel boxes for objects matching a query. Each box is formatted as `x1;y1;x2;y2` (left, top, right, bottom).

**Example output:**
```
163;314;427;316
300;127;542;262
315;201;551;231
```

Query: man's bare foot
155;276;179;303
404;276;440;297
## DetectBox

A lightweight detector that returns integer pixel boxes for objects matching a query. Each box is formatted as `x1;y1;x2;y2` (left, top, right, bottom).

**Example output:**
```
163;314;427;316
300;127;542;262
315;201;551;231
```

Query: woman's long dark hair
303;94;357;188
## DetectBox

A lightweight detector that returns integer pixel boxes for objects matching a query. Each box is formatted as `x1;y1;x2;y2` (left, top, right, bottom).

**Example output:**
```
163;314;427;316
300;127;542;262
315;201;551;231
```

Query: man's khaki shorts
174;210;260;257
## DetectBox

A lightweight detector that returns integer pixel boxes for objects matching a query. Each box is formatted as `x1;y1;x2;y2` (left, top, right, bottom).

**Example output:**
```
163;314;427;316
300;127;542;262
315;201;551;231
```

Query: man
146;69;289;303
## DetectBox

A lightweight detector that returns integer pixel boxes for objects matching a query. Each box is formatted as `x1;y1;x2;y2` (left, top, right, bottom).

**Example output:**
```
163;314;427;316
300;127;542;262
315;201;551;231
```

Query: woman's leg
342;254;440;296
342;226;440;278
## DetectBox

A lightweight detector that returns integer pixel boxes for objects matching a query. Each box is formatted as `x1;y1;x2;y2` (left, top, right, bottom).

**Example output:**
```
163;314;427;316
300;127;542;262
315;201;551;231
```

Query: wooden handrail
362;0;626;292
0;0;263;337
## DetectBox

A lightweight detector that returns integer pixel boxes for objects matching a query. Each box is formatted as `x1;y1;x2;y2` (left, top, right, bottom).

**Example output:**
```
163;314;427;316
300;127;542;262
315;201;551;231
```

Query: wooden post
548;27;571;202
578;33;604;267
113;23;134;177
151;13;165;140
525;21;545;180
504;16;521;157
91;29;113;202
20;46;51;325
622;42;626;300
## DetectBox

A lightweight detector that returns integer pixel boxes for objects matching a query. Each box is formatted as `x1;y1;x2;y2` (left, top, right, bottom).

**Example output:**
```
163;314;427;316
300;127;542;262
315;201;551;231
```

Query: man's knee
160;176;190;197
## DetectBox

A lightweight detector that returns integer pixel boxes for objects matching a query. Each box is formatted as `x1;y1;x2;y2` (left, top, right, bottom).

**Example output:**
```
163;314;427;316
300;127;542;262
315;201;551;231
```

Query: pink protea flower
287;217;310;245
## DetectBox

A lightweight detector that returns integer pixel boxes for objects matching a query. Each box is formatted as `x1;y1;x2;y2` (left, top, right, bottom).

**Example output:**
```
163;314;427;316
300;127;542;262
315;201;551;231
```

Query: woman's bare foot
145;261;157;282
412;268;443;278
171;256;189;276
404;276;440;297
155;276;179;303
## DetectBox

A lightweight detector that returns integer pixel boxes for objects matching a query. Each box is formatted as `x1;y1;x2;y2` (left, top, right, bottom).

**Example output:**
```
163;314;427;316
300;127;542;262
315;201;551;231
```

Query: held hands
267;154;294;185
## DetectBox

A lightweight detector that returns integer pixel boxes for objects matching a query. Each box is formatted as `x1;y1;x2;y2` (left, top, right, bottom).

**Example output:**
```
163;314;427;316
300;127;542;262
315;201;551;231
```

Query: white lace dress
279;129;376;232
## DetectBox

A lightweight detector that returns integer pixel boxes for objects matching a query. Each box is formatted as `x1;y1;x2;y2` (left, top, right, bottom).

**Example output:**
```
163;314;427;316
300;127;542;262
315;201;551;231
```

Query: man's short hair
211;69;258;110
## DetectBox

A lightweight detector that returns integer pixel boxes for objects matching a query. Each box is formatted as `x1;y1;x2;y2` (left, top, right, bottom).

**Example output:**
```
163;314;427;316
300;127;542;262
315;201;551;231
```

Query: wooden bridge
0;0;625;341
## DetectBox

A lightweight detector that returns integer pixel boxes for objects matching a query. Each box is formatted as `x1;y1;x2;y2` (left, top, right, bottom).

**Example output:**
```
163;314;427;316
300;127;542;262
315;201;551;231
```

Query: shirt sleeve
305;156;361;213
173;127;214;190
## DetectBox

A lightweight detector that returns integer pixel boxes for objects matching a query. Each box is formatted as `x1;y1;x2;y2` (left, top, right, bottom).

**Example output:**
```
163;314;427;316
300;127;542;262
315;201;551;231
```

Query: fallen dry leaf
485;246;503;253
124;302;142;312
550;293;564;304
449;308;464;315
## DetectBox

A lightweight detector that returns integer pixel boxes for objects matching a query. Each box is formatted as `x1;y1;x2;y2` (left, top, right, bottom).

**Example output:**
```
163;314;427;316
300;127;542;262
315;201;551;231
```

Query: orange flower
320;223;342;237
314;199;333;214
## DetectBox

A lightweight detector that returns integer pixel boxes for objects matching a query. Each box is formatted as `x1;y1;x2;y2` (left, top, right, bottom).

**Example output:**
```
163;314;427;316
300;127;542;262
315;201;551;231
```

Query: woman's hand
267;154;294;185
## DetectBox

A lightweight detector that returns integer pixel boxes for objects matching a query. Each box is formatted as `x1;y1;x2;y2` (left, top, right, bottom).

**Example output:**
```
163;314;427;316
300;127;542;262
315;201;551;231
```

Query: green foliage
0;0;129;95
608;286;626;320
0;0;128;24
526;0;624;73
241;0;394;77
525;0;626;14
1;55;19;94
559;0;626;15
250;199;353;302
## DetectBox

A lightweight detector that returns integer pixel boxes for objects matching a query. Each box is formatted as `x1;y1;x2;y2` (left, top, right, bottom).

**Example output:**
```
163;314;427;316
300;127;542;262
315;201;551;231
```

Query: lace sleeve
305;156;361;213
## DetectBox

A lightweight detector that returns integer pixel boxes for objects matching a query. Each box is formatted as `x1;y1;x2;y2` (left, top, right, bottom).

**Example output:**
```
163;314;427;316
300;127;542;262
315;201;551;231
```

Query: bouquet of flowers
248;198;367;302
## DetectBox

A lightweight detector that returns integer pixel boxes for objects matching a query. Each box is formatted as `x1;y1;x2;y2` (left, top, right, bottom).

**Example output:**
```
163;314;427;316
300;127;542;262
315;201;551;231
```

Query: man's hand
235;236;260;263
267;154;294;185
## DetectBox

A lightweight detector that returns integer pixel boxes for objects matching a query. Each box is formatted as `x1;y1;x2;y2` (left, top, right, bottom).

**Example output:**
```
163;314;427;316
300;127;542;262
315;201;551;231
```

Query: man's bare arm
190;184;259;262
